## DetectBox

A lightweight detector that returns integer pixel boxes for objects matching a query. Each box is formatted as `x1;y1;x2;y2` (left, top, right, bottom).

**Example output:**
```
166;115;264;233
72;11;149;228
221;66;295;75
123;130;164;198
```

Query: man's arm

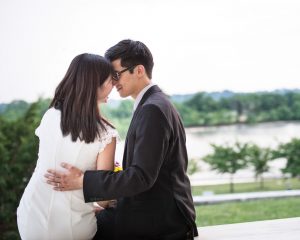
83;104;171;202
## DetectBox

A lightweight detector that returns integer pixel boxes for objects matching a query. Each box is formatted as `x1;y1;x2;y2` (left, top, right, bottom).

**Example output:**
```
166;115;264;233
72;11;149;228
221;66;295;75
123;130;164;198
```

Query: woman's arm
97;137;116;170
96;137;116;208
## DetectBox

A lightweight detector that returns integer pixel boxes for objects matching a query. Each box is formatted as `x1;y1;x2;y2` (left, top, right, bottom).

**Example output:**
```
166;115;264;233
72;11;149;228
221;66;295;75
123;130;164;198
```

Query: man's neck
131;80;152;99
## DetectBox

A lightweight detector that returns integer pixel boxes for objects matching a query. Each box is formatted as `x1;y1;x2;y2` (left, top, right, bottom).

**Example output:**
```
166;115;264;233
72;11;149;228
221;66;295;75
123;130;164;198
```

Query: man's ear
136;65;146;77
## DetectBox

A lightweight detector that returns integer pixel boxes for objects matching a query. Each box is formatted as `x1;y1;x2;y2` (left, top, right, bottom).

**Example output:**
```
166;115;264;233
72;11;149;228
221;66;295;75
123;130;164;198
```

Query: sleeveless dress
17;108;119;240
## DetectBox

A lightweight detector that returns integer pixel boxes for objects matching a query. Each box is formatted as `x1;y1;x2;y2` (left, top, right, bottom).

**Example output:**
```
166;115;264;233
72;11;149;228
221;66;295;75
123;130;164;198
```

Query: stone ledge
195;217;300;240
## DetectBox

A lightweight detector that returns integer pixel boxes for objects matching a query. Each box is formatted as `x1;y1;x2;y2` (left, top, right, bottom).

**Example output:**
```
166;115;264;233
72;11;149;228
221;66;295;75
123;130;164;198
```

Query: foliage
185;92;220;112
0;99;48;239
245;144;275;188
203;142;249;193
101;99;133;138
274;138;300;177
175;91;300;126
202;141;298;192
173;103;203;126
187;158;200;175
0;100;29;121
0;99;50;121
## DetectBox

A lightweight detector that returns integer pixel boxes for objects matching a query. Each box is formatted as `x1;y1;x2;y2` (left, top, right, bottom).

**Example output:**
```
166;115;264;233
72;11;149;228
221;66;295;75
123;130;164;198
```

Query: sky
0;0;300;103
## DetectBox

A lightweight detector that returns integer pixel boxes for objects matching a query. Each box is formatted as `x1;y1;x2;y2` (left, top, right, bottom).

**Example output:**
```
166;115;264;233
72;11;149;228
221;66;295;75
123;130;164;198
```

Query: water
185;121;300;185
185;121;300;159
115;121;300;185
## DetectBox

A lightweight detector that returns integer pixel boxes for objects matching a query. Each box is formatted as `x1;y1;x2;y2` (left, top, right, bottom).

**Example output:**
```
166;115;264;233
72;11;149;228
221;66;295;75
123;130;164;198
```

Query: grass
192;178;300;195
193;178;300;226
196;197;300;226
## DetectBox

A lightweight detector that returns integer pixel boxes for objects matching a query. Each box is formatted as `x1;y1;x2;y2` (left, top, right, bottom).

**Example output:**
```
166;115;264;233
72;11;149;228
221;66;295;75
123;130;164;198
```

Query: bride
17;53;119;240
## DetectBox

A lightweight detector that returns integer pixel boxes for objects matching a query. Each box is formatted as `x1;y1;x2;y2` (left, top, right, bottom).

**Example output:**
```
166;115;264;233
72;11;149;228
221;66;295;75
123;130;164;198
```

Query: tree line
2;90;300;133
202;139;300;193
174;91;300;127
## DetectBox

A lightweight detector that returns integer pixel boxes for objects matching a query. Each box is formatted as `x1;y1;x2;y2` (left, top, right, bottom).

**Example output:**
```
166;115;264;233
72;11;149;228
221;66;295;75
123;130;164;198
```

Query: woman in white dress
17;53;119;240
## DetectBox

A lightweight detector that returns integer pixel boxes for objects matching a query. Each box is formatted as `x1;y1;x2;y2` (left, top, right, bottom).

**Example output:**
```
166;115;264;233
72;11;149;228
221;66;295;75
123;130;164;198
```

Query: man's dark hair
105;39;154;79
50;53;113;143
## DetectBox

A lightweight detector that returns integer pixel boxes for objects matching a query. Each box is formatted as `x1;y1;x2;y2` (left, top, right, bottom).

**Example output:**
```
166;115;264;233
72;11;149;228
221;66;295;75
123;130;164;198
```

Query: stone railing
195;217;300;240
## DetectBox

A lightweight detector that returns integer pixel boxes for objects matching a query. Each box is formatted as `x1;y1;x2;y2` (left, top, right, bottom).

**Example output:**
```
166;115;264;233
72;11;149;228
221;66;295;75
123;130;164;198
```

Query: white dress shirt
133;83;156;111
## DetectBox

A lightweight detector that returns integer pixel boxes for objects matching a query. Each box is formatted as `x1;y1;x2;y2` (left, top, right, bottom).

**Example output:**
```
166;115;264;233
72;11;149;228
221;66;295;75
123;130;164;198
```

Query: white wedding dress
17;108;119;240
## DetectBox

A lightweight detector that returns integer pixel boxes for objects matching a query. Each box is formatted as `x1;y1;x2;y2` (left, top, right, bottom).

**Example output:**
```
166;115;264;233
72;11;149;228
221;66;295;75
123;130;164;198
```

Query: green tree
174;103;203;127
0;99;46;239
246;144;274;189
186;92;219;112
110;99;133;119
0;100;29;121
187;158;200;175
203;142;248;193
101;100;133;138
291;101;300;120
274;138;300;177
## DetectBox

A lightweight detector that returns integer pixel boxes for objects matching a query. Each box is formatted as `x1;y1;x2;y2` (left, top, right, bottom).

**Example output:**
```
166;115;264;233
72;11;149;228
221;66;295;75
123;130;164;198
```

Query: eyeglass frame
112;65;137;81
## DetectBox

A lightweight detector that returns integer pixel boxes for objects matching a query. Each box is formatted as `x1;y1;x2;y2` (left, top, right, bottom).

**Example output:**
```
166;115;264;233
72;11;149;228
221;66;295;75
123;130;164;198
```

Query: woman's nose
112;80;117;86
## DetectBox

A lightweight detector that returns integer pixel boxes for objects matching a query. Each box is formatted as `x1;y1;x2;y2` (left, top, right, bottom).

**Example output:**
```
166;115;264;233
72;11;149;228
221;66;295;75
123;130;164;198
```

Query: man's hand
44;162;84;191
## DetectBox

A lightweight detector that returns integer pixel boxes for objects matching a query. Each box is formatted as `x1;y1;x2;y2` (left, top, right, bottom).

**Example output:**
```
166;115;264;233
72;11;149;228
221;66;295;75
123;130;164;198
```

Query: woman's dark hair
105;39;154;79
49;53;113;143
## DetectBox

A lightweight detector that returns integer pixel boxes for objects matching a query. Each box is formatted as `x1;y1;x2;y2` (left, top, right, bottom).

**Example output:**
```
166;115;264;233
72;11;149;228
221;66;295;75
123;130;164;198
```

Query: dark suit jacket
84;85;198;239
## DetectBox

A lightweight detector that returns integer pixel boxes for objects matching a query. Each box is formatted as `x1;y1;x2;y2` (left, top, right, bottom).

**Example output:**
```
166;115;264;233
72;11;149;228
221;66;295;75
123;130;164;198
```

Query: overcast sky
1;0;300;103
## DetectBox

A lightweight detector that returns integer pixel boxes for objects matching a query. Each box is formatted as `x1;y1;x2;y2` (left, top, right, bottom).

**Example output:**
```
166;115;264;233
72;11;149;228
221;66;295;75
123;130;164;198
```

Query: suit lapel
127;85;162;136
136;85;162;110
122;85;162;168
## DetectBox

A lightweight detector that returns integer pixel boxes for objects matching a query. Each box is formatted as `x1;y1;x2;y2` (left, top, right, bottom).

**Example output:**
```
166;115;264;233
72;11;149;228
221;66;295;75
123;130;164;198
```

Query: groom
46;39;198;240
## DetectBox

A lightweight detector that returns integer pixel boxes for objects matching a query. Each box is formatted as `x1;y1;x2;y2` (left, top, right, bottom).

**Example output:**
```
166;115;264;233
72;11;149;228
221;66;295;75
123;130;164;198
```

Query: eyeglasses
112;65;137;81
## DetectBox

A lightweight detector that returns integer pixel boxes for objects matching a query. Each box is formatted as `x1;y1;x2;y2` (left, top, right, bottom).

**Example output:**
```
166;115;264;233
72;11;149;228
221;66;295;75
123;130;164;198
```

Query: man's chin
119;92;128;98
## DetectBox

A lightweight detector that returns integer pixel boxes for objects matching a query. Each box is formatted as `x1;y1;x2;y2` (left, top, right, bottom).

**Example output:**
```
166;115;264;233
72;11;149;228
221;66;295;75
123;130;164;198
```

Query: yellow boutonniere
114;161;123;172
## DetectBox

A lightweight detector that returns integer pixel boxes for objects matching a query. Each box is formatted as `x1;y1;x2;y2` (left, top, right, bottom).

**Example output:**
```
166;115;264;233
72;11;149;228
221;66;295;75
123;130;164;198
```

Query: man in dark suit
46;40;198;239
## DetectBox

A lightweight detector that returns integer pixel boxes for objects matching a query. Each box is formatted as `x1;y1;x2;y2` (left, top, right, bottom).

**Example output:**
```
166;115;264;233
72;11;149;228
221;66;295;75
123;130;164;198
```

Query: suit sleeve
83;104;171;202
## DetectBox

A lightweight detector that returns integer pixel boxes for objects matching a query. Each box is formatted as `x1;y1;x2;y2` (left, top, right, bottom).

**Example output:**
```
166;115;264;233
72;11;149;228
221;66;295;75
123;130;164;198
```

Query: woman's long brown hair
49;54;113;143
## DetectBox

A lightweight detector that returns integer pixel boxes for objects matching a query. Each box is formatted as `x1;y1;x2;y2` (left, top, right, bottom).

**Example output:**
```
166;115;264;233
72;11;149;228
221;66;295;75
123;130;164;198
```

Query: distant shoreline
184;119;300;129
